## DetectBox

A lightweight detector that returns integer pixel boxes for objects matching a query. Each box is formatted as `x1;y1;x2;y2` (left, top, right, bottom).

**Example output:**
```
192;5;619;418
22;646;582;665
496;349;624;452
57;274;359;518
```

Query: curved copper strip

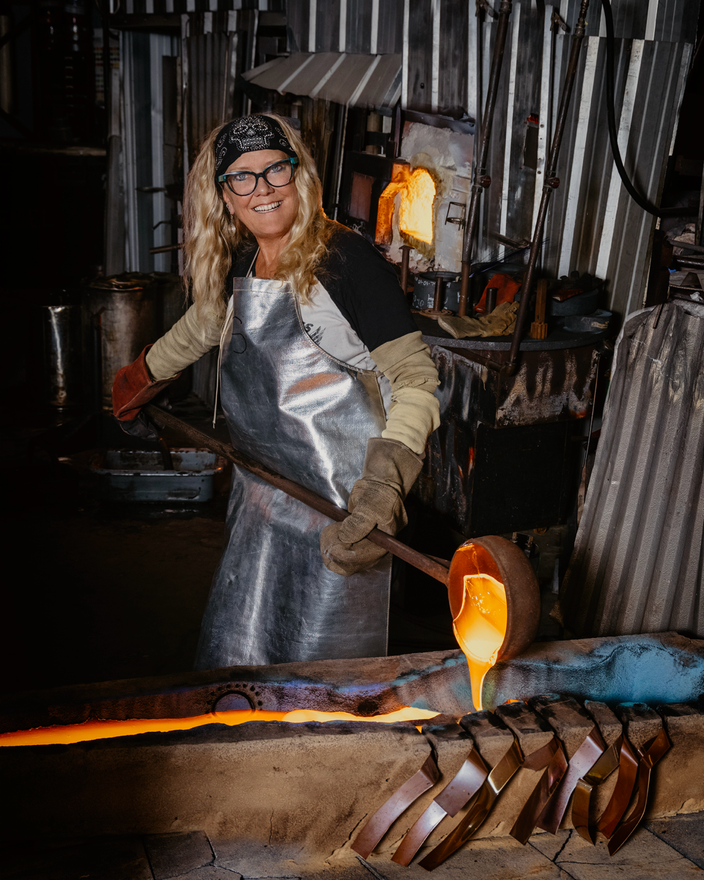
392;801;447;867
597;735;639;839
418;738;524;871
351;752;440;859
572;740;621;843
607;728;671;856
392;750;489;866
537;725;606;834
510;737;568;845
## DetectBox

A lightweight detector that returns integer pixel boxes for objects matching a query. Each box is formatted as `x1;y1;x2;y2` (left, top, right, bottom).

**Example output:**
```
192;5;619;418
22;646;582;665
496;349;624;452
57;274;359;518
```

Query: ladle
144;405;540;671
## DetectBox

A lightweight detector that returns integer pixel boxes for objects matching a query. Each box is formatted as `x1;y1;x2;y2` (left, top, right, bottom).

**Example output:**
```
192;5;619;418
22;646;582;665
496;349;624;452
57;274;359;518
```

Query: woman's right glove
112;345;181;439
320;437;423;576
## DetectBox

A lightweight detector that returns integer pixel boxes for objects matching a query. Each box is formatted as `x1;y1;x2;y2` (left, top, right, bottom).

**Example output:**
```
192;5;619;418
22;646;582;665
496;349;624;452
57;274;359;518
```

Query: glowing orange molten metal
450;564;508;712
375;164;436;246
0;707;440;748
398;168;435;244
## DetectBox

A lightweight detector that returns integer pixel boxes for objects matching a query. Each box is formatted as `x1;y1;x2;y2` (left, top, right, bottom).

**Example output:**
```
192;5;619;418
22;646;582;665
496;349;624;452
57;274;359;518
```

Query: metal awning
242;52;402;110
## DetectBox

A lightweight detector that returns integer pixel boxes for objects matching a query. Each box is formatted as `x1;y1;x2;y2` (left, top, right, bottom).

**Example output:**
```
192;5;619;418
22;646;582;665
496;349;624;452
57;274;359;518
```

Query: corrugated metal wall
182;10;260;165
418;0;696;319
283;0;697;318
562;299;704;639
287;0;404;55
121;0;283;16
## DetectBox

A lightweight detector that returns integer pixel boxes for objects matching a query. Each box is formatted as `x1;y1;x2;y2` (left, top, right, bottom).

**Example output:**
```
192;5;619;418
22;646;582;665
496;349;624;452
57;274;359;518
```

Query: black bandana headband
214;116;297;180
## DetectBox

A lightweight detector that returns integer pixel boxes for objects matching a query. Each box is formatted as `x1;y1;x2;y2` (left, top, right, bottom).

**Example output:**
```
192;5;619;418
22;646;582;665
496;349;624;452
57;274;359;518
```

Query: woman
112;114;440;669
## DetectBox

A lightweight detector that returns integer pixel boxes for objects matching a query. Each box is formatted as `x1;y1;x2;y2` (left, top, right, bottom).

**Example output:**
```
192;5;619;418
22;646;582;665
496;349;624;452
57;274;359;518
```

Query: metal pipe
400;244;411;299
432;276;444;311
458;0;513;317
506;0;590;373
485;286;497;314
145;405;451;585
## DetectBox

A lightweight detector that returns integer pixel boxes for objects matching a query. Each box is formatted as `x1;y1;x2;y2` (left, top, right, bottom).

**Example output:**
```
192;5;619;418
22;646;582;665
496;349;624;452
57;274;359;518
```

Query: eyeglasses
217;157;299;196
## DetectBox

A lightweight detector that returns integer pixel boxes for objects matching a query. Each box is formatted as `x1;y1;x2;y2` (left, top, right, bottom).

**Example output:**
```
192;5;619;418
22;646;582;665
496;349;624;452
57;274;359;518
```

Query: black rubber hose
601;0;661;216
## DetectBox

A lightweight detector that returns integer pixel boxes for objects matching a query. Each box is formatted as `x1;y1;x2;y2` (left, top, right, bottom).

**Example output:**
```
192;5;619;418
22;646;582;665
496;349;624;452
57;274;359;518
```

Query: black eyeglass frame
217;157;299;196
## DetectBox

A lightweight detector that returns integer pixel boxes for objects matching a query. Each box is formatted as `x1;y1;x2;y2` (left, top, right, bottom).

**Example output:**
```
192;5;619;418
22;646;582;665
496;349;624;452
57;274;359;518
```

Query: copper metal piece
529;279;549;340
536;724;605;834
392;749;489;866
419;737;524;870
573;739;621;843
510;736;567;844
607;728;671;856
597;734;639;838
351;752;440;859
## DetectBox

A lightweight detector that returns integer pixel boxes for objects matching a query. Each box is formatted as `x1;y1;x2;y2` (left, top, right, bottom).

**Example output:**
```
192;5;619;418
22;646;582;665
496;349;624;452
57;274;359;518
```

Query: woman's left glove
112;346;181;439
320;438;423;576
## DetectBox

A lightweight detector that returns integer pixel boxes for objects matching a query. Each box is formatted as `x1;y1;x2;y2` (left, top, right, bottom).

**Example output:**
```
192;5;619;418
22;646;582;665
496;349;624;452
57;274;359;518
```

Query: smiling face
222;149;300;248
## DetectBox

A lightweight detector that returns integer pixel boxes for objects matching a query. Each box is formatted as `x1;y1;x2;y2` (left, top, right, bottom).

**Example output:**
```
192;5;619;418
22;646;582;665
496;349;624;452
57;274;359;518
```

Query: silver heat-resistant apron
194;276;391;668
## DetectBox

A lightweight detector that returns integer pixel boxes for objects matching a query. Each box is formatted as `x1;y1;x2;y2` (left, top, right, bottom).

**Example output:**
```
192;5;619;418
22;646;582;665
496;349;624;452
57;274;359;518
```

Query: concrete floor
3;821;704;879
1;395;702;879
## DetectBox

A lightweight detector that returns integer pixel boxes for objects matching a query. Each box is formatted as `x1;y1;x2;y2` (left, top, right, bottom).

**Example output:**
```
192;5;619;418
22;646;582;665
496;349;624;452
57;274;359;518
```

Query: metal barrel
82;273;159;410
30;290;83;411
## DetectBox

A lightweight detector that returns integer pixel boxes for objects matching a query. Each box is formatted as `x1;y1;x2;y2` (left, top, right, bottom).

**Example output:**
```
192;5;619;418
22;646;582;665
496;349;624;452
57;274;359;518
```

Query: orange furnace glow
375;164;436;246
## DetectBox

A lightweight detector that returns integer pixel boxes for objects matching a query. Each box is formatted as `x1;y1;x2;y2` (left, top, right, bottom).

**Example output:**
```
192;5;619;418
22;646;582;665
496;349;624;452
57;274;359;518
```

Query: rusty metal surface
562;301;704;639
402;0;695;320
0;649;476;736
242;51;402;110
483;632;704;711
417;338;598;535
447;536;540;663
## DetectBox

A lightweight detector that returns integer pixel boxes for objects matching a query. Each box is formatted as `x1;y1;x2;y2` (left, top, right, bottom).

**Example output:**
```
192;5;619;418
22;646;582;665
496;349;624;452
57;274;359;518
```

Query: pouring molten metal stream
447;537;540;711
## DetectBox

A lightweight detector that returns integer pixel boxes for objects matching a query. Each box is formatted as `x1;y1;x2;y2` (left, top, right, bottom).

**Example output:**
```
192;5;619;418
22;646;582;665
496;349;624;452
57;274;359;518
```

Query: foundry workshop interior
1;0;704;877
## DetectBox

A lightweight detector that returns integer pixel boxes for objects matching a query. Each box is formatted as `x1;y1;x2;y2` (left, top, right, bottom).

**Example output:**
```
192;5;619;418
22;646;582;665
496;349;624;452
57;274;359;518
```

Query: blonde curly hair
182;114;334;318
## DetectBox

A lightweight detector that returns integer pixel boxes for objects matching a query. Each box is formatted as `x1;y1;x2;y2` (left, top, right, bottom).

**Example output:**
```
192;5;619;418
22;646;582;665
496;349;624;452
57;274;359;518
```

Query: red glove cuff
112;346;180;421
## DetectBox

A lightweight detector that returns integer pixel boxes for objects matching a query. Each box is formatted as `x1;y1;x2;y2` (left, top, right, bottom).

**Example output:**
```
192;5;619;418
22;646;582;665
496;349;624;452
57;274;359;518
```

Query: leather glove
438;301;519;339
320;438;423;576
112;345;181;438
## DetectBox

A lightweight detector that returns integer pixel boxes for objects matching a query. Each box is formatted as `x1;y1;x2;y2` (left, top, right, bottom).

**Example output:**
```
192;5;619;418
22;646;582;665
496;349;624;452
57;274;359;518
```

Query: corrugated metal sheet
242;51;402;109
286;0;404;55
122;0;280;15
562;299;704;638
460;0;696;319
182;10;259;163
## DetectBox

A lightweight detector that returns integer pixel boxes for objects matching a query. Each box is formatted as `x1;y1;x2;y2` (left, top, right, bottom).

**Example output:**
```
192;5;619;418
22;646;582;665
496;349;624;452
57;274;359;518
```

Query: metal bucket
411;272;462;312
82;274;159;410
30;290;83;410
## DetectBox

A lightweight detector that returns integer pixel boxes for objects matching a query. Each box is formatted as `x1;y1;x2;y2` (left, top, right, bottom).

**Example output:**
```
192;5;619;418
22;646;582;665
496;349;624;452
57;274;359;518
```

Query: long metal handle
507;0;590;372
145;405;451;585
458;0;514;317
